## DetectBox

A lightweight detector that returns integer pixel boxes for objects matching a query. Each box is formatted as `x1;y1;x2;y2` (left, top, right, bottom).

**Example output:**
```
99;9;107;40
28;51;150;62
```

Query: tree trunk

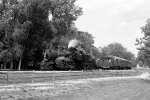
0;63;2;70
3;61;6;69
0;62;3;70
10;60;13;70
18;58;22;70
2;0;6;9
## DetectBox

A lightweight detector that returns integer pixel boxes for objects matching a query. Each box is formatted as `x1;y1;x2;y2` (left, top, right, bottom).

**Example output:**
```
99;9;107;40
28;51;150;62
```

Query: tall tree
49;0;82;49
136;19;150;67
0;0;33;69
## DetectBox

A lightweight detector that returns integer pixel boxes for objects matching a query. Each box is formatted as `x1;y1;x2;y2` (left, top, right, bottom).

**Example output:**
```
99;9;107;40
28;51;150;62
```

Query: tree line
0;0;135;70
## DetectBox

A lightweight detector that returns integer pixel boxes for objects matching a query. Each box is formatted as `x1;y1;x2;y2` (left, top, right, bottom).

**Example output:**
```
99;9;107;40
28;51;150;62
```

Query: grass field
0;69;149;100
48;78;150;100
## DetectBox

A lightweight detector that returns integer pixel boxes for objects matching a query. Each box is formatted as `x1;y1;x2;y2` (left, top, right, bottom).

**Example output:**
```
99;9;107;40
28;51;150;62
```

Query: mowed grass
0;69;143;84
47;79;150;100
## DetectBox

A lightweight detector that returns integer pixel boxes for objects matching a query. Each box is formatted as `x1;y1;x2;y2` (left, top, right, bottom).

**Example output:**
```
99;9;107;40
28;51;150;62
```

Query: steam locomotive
40;46;96;70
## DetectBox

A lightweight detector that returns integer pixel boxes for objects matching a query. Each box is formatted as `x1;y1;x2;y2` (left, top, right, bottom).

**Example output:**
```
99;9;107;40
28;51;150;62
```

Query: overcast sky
75;0;150;56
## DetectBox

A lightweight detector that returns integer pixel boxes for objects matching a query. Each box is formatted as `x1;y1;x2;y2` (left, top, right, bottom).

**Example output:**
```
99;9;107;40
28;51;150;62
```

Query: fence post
32;70;35;83
106;71;108;78
82;70;83;79
114;72;115;77
6;71;8;84
53;70;55;83
68;70;71;80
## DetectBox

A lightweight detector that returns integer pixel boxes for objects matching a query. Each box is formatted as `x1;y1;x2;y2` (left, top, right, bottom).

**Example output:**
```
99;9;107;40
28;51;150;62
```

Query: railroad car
100;55;132;70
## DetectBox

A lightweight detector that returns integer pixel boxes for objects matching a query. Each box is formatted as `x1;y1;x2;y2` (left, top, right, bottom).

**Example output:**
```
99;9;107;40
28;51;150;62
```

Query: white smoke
68;39;79;48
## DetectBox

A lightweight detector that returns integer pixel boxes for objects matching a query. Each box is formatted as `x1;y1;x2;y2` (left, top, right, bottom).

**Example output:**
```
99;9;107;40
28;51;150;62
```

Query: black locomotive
40;46;96;70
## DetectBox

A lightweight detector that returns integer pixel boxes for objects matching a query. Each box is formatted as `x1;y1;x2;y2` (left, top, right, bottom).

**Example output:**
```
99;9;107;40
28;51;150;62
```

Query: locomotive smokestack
68;39;79;49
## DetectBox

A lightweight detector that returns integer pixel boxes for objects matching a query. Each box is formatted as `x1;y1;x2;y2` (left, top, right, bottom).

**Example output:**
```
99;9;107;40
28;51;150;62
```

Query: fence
0;71;8;83
0;70;141;84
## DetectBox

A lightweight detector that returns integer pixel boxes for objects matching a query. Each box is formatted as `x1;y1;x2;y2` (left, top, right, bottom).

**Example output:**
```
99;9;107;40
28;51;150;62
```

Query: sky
75;0;150;56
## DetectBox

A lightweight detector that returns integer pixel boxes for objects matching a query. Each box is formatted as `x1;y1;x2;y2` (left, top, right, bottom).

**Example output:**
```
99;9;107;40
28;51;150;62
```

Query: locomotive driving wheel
66;61;75;70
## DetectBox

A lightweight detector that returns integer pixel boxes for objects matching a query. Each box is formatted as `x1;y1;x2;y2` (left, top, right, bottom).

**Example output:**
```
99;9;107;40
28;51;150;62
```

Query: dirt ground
0;73;150;100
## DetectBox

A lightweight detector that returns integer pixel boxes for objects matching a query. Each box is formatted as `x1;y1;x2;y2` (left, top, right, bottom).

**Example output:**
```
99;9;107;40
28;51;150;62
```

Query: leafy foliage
0;0;83;70
136;19;150;67
74;31;94;54
99;42;135;61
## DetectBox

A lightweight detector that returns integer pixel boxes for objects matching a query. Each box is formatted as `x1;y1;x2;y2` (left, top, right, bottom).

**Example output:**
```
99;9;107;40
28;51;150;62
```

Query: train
40;46;96;70
40;46;134;70
97;55;133;70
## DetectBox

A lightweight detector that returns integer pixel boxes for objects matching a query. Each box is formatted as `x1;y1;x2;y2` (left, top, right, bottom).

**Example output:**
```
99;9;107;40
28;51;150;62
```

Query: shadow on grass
17;97;52;100
139;79;150;84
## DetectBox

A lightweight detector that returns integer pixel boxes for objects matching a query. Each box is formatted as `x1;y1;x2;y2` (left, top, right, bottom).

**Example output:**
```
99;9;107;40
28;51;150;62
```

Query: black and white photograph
0;0;150;100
